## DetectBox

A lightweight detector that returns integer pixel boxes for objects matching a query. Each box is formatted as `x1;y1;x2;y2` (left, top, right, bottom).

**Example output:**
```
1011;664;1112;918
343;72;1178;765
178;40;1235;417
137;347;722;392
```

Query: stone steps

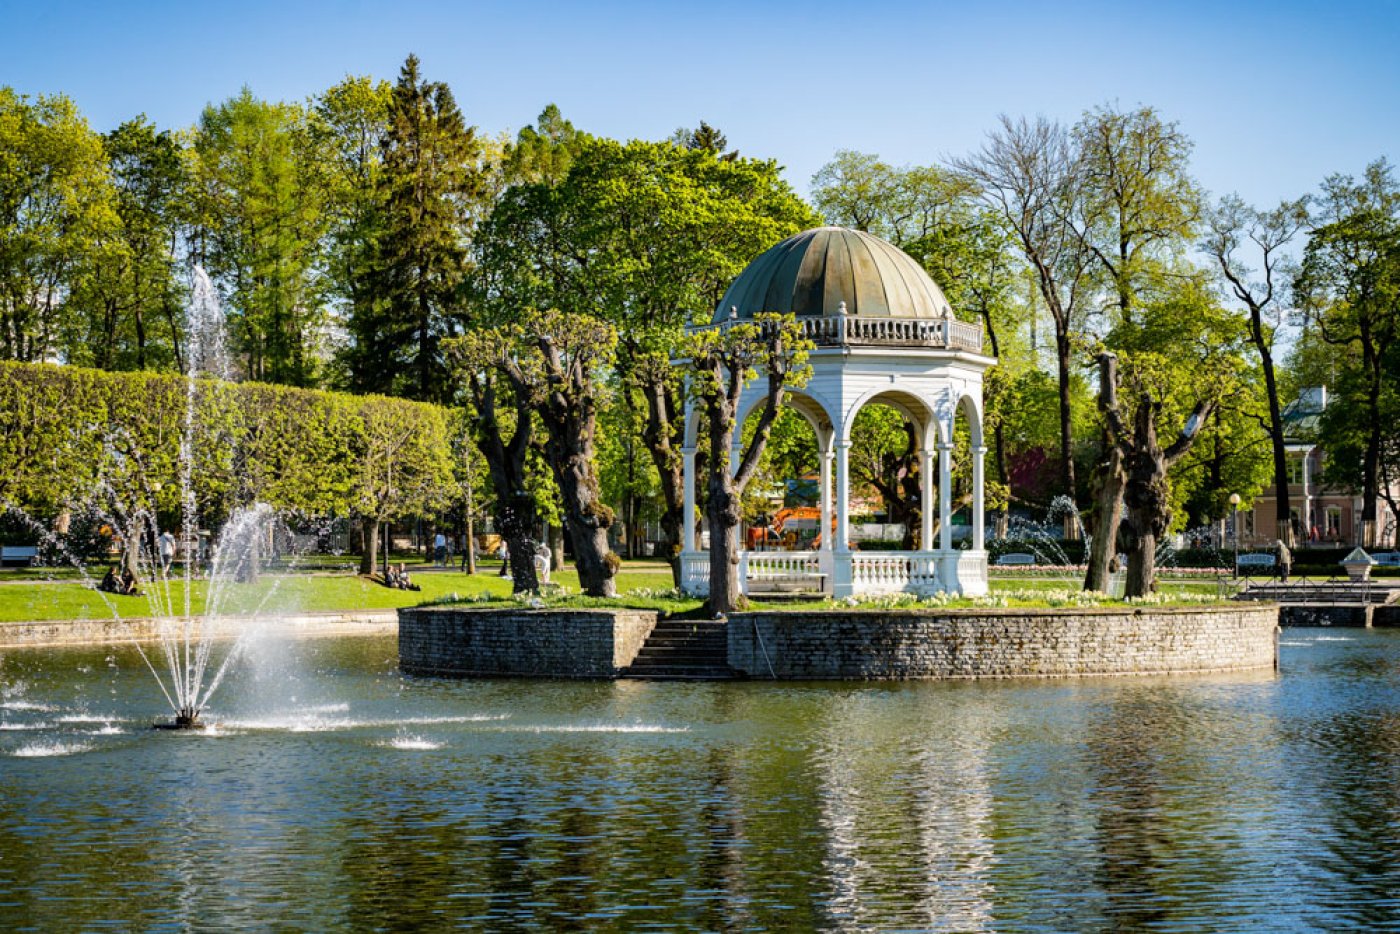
621;618;737;681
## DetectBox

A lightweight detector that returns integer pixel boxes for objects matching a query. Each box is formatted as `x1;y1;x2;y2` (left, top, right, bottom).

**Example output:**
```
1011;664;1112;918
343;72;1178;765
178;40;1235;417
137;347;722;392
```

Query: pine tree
361;54;481;402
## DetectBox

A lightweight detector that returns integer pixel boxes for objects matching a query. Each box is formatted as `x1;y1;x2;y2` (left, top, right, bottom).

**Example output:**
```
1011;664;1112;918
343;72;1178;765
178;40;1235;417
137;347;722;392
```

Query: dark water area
1;629;1398;931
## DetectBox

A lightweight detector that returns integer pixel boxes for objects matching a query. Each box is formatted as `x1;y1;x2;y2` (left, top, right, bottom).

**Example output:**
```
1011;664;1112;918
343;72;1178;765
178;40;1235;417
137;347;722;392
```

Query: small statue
534;542;552;584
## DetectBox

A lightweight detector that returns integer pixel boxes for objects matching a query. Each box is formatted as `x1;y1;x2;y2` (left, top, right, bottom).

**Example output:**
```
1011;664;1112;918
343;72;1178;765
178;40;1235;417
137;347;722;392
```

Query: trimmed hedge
0;361;458;533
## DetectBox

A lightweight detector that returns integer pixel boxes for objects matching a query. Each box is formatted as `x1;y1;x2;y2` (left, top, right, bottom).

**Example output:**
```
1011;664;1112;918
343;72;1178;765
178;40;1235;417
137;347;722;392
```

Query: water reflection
2;633;1400;930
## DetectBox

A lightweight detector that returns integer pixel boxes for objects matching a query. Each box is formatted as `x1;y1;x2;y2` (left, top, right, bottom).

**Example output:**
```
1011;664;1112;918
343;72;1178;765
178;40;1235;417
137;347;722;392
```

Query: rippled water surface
2;630;1400;931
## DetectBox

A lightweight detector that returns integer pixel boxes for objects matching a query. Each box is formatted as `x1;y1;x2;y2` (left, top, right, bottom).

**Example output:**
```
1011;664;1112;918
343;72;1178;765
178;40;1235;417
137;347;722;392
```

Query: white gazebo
677;226;996;599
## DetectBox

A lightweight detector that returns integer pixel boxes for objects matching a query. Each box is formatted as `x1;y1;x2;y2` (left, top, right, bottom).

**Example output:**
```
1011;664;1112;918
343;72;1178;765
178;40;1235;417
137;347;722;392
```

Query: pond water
1;629;1397;931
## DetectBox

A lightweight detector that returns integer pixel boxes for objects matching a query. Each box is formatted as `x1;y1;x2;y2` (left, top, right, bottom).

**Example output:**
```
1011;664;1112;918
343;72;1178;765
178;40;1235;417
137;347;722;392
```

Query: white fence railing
743;551;828;594
850;551;943;594
744;551;822;580
688;314;984;354
682;549;987;598
680;552;710;596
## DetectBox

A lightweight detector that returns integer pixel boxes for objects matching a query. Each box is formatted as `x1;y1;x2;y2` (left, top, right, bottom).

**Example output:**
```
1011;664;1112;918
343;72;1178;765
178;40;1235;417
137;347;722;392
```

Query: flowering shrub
626;587;685;601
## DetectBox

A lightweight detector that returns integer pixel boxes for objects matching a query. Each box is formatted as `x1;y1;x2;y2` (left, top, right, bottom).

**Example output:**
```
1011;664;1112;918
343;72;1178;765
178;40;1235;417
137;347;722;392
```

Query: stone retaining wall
398;607;657;678
729;605;1279;680
0;610;398;649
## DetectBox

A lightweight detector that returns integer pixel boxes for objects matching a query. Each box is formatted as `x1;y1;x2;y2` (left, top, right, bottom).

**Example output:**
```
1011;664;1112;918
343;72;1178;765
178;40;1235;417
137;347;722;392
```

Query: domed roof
713;226;953;323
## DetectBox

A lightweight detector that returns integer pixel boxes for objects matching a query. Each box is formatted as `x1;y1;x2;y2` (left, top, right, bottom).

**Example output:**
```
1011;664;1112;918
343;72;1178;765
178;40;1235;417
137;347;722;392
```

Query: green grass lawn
0;559;1239;625
0;563;679;624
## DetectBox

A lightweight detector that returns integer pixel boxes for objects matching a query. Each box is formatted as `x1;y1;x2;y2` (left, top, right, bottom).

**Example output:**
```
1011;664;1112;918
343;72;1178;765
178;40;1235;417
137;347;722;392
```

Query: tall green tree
313;76;392;390
1093;279;1246;595
1205;194;1310;546
811;150;973;246
1073;105;1202;326
1296;159;1400;546
66;116;186;373
1071;104;1203;590
504;104;588;185
954;116;1095;508
685;314;812;614
189;88;328;385
0;88;117;363
361;54;483;402
450;309;620;596
475;137;818;582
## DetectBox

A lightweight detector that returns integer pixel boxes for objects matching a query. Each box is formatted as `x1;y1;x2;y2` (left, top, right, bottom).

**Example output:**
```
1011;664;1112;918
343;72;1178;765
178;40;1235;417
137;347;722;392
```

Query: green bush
0;361;458;530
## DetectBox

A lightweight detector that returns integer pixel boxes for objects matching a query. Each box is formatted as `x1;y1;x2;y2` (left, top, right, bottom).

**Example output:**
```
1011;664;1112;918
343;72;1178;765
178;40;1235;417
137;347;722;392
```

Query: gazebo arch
676;226;997;599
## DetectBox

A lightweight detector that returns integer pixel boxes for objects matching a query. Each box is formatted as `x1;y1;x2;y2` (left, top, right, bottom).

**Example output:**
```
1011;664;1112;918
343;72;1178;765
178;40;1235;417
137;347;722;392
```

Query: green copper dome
713;226;953;323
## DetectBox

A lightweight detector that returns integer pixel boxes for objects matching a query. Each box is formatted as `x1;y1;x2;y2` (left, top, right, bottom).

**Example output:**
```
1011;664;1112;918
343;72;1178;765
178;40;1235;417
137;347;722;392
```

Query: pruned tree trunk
553;451;616;596
1121;440;1170;597
468;373;539;595
536;379;617;597
639;370;686;585
124;522;143;583
689;316;810;615
359;518;378;576
1083;440;1125;592
498;493;539;592
1055;328;1078;510
706;479;743;614
1096;352;1214;598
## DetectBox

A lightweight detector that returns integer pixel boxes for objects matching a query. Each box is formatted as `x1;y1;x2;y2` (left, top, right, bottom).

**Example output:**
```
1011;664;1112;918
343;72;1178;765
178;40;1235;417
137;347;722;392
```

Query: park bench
0;545;38;567
1236;553;1276;576
995;553;1036;567
1368;551;1400;568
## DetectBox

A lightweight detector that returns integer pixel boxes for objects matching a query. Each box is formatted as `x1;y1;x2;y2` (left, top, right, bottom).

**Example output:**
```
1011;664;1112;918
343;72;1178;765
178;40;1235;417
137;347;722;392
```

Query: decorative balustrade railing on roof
685;313;984;354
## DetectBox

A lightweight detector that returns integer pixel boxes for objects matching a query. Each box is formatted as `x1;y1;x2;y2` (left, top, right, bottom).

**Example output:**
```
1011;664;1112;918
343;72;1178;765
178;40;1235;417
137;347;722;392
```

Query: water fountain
990;496;1090;586
3;268;287;730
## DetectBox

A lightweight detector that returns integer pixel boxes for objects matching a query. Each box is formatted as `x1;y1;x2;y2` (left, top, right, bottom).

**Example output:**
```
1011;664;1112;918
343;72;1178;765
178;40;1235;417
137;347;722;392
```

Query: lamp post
1229;493;1241;577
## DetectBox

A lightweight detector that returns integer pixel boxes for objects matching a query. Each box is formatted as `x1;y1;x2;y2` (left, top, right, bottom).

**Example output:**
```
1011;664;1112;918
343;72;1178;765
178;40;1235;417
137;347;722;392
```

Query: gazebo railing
743;551;824;583
686;313;984;354
680;553;709;594
680;548;988;598
850;551;944;594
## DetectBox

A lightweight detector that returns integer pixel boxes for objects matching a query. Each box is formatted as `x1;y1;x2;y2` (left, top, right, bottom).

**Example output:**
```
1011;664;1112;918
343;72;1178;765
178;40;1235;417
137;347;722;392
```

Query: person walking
433;531;447;567
1276;538;1292;584
158;530;176;573
497;540;510;577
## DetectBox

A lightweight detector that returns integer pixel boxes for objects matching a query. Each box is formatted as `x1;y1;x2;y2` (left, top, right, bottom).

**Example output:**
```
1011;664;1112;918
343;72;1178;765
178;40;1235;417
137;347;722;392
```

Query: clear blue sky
3;0;1396;205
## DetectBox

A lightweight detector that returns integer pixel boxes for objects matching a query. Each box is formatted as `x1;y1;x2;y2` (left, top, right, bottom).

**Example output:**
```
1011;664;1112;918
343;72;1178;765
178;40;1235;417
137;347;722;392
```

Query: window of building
1326;506;1342;538
1287;455;1306;486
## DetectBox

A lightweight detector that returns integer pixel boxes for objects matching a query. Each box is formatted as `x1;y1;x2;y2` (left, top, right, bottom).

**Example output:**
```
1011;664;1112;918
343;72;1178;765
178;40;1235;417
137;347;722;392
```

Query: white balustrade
688;315;982;353
848;551;949;595
741;550;827;594
680;552;710;597
746;551;821;579
851;552;910;594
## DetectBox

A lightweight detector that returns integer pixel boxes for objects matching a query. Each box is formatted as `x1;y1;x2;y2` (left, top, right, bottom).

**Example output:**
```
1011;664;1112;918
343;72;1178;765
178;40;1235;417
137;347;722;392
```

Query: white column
972;445;987;551
833;439;854;597
681;446;697;552
835;441;852;552
919;447;935;550
1301;448;1312;539
820;447;834;552
938;442;953;551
